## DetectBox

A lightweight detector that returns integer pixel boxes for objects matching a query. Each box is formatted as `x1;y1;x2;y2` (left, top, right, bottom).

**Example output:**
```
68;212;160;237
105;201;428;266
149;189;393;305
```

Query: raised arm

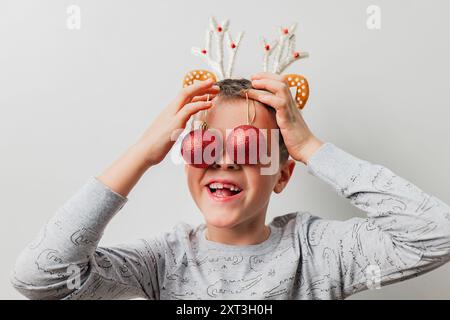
10;177;165;299
299;142;450;298
11;80;220;299
98;78;219;196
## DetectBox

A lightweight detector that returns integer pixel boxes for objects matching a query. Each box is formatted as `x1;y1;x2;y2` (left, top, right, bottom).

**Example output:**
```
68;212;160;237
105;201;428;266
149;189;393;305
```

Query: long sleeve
300;142;450;298
10;177;165;300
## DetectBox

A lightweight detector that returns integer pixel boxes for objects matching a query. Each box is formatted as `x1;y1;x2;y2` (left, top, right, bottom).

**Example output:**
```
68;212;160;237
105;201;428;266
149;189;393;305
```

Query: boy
11;73;450;299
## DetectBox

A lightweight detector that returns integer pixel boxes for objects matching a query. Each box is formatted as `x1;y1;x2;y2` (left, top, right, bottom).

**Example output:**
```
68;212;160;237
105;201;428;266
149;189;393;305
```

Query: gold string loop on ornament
244;90;256;125
200;94;210;130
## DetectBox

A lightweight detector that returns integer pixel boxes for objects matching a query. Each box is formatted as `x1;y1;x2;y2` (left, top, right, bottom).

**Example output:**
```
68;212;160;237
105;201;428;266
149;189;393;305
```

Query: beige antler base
283;74;309;109
183;69;218;87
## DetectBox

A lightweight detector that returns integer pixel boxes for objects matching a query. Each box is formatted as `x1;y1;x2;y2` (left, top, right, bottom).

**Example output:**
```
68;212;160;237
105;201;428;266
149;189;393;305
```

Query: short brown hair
215;78;289;163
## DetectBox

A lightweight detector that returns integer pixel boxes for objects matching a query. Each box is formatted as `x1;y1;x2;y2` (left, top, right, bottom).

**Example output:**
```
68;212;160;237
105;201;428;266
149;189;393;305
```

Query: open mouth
206;181;243;200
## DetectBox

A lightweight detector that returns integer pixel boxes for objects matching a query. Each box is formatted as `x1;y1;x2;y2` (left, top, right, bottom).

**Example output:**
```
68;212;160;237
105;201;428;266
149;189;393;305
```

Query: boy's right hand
135;79;219;167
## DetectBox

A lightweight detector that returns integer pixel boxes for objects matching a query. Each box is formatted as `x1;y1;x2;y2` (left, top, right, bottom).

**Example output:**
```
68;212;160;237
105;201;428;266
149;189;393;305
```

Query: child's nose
211;151;240;170
211;162;240;170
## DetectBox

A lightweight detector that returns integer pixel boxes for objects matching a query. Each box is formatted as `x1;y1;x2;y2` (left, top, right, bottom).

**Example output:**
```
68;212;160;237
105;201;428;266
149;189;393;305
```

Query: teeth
208;182;241;191
229;185;240;191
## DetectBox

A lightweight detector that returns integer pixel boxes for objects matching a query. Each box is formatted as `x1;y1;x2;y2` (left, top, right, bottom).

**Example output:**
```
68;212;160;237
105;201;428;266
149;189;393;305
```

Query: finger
251;78;290;98
250;72;285;82
176;100;213;125
175;79;220;107
245;89;285;111
191;93;218;103
174;87;219;112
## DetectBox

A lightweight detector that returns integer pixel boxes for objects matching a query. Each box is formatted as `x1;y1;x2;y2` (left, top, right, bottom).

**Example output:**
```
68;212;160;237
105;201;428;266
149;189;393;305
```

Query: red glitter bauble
181;129;221;168
226;125;266;165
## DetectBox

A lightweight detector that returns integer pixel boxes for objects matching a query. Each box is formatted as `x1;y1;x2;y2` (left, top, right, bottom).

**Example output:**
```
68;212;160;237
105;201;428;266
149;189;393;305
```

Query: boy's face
184;96;295;229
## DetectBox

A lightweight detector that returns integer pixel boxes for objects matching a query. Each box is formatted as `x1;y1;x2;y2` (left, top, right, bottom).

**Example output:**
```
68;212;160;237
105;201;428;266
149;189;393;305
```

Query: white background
1;0;449;299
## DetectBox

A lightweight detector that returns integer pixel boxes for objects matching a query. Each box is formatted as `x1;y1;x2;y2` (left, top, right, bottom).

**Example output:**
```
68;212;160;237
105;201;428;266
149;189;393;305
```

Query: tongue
214;188;234;197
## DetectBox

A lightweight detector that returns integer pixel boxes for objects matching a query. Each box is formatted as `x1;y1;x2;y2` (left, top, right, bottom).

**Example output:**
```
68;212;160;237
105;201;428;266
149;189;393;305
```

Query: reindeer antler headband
183;17;310;109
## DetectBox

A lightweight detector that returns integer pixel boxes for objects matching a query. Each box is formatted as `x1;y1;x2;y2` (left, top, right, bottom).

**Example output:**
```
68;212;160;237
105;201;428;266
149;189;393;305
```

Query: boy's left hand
245;72;323;164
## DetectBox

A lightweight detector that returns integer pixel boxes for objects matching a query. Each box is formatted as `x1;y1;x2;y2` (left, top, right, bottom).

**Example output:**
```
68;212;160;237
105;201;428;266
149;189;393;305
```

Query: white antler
263;23;309;74
191;17;244;80
225;31;244;78
261;37;278;72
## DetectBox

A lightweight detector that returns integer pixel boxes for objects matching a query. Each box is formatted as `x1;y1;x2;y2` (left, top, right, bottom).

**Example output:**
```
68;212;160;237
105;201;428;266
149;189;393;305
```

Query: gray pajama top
10;142;450;299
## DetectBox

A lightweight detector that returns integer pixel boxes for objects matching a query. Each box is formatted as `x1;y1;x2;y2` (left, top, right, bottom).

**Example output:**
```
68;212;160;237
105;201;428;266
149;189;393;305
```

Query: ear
283;74;309;109
183;70;217;87
273;159;296;193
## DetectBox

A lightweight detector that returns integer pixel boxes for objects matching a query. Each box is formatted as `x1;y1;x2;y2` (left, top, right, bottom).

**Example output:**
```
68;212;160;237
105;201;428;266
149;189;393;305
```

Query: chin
201;208;243;229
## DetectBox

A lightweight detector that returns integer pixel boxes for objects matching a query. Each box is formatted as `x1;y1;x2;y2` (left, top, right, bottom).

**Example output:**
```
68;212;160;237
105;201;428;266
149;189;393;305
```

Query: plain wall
1;0;449;299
